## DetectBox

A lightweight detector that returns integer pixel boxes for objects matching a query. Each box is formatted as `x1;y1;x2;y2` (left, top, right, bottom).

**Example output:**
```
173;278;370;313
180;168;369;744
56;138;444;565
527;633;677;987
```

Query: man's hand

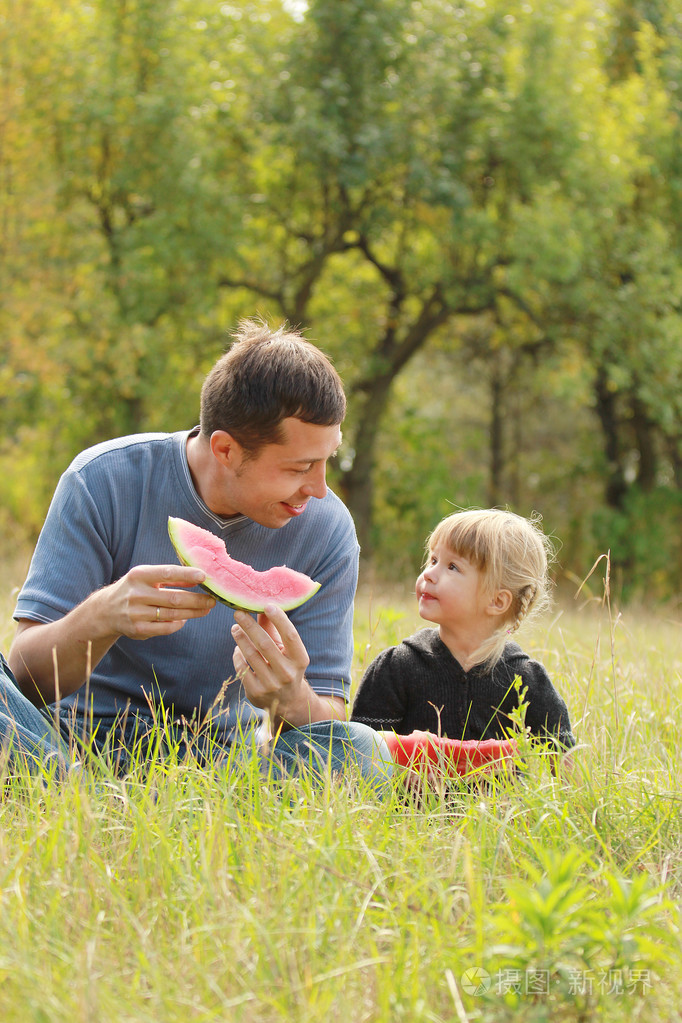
102;564;216;640
231;604;345;730
9;564;215;705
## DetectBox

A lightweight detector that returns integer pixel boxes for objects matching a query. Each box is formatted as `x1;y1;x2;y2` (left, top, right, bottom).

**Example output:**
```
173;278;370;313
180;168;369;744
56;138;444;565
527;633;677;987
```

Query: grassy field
1;559;682;1022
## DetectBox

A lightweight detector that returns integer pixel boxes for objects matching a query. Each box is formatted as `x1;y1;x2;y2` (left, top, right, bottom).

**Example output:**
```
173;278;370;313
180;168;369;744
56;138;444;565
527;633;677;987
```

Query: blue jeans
264;719;392;788
0;655;392;787
0;654;73;773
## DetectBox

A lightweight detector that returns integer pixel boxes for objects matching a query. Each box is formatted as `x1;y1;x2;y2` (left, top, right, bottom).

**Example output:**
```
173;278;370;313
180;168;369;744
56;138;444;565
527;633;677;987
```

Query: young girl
351;509;575;758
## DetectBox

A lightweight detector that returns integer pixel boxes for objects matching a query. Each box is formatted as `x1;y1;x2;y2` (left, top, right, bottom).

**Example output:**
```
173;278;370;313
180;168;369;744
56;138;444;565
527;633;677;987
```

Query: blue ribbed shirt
14;430;360;740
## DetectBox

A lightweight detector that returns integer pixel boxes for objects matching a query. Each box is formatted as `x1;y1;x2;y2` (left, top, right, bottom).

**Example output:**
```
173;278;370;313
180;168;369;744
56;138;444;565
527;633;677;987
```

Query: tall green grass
1;571;681;1021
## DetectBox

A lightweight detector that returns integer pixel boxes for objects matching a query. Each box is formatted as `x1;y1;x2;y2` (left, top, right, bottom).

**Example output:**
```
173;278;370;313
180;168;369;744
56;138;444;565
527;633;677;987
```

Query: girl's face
416;541;490;628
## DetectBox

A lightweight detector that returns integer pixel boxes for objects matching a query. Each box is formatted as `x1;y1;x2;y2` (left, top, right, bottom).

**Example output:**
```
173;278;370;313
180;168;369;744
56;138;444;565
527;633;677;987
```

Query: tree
3;0;682;597
0;0;268;526
212;0;612;554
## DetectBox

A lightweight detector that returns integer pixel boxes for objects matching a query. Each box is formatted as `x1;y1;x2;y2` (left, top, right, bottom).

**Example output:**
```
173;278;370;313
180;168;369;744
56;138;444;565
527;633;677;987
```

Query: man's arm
231;605;348;731
9;564;215;706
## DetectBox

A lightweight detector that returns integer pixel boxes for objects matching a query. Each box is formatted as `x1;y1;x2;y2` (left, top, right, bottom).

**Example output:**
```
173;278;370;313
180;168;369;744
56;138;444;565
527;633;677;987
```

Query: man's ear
209;430;241;468
487;588;513;618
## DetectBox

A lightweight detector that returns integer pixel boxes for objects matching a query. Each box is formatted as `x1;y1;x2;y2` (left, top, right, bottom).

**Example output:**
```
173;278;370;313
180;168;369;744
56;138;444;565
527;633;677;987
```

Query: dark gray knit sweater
351;628;575;749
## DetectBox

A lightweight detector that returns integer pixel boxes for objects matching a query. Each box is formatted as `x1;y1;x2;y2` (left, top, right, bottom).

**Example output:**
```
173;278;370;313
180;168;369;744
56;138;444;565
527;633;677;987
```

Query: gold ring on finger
156;606;161;622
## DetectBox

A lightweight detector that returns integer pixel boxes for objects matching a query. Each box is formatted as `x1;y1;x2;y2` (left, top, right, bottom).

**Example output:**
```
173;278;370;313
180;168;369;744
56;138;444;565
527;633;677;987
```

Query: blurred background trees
1;0;681;600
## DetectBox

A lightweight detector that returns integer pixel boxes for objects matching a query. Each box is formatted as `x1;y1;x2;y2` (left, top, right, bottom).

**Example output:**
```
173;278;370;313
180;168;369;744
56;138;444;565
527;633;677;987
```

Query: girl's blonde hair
426;508;555;669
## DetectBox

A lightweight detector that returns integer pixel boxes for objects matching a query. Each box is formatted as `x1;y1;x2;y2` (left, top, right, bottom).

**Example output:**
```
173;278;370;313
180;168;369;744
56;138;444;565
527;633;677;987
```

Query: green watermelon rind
167;517;320;613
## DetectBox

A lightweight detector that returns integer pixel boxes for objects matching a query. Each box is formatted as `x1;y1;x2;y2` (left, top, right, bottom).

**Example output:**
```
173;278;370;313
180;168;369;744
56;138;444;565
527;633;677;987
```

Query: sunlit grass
1;562;681;1021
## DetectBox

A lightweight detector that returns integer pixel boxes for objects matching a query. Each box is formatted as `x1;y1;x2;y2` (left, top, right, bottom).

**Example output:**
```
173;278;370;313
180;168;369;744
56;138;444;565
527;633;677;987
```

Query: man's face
218;417;342;527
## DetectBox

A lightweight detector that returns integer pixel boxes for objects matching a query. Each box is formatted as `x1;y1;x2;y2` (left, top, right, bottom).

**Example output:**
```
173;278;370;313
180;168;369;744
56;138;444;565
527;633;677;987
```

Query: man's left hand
231;604;344;729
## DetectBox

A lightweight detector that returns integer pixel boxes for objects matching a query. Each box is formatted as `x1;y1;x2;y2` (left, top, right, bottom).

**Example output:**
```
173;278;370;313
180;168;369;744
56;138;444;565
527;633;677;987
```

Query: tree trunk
593;364;628;510
337;290;456;557
629;391;657;491
339;374;394;558
665;434;682;489
488;367;505;507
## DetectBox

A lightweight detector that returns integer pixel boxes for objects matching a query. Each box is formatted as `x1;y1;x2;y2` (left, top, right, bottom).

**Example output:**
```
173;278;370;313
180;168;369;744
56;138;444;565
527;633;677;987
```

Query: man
3;320;391;783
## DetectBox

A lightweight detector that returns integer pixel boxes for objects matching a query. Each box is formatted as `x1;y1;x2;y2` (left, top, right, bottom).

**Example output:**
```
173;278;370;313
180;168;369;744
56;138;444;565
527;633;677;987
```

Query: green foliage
0;0;681;599
592;487;682;600
488;845;670;1000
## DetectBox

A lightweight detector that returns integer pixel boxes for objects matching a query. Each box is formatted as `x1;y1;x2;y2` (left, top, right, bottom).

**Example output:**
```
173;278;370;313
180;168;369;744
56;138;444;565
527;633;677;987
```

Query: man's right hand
103;564;216;640
8;565;215;705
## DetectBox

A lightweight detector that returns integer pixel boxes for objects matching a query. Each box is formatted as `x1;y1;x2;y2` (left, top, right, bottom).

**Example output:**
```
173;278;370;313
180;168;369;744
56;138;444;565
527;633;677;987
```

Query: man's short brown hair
200;319;346;452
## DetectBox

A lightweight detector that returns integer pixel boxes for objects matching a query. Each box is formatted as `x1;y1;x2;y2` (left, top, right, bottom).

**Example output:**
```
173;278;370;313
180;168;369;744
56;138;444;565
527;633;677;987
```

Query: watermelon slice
381;730;517;777
167;516;321;612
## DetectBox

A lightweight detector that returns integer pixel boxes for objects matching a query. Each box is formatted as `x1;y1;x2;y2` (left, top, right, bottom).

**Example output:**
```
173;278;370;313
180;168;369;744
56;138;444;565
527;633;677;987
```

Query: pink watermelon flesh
167;516;320;612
